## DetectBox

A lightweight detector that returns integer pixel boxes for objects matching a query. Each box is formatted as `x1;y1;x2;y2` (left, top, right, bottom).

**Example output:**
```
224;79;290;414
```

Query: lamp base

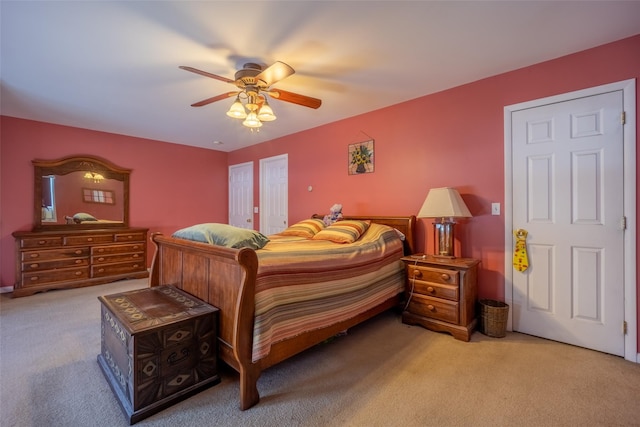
434;220;456;258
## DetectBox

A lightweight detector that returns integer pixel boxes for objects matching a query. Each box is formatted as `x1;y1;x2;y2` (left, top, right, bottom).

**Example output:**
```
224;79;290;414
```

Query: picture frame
82;188;115;205
348;139;374;175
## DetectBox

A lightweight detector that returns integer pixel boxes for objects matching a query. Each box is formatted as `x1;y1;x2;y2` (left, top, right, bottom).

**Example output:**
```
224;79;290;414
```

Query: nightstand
401;255;480;341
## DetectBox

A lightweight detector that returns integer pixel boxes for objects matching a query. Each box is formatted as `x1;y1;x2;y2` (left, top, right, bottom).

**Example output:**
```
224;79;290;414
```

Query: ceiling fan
179;61;322;129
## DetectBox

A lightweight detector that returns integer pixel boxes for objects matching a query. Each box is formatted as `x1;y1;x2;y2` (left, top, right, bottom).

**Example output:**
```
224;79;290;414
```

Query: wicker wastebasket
479;299;509;338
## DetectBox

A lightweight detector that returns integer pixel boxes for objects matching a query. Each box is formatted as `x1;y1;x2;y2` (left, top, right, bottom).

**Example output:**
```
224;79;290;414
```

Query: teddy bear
323;203;344;226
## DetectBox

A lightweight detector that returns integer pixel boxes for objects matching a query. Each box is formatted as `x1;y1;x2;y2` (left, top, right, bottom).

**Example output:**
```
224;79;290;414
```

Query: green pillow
172;223;270;249
73;212;97;222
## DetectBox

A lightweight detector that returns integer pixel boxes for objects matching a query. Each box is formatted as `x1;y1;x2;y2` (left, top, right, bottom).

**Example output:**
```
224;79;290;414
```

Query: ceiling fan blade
268;88;322;109
179;66;234;84
190;92;238;107
256;61;295;87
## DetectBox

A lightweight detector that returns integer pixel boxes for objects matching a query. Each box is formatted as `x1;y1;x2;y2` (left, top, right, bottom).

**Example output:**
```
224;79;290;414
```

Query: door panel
228;162;253;229
259;155;288;234
511;90;625;356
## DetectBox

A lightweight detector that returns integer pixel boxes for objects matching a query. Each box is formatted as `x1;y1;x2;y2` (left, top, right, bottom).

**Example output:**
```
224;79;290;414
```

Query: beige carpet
1;279;639;427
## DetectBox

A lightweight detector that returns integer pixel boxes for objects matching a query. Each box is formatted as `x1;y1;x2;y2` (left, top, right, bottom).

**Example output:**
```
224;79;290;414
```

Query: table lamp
417;187;472;258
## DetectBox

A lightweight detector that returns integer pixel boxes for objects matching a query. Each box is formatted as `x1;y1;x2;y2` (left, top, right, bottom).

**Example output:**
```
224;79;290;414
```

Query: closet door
260;154;288;234
228;162;253;229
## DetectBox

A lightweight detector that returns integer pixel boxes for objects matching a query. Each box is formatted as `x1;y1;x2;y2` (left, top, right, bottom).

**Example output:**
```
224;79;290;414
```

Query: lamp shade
418;187;472;219
257;100;276;121
226;97;247;119
242;111;263;128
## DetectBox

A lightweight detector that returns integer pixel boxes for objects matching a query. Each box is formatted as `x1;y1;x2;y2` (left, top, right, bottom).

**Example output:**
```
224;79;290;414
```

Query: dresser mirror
33;155;130;230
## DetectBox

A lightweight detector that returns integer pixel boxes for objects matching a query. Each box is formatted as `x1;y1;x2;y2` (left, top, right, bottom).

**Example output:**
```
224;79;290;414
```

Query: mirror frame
33;155;130;230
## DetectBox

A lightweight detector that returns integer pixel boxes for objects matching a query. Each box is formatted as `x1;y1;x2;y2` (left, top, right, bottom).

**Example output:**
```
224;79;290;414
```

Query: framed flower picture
348;139;374;175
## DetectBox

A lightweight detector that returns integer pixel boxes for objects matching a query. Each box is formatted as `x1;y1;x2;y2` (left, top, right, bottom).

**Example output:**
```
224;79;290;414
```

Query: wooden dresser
12;228;149;297
401;255;480;341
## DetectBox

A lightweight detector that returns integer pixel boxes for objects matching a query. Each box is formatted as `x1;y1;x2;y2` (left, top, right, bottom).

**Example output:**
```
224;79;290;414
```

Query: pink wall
1;35;638;350
228;35;640;346
0;118;229;286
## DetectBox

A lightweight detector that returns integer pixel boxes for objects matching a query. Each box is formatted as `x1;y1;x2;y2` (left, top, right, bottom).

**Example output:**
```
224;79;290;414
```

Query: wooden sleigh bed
149;215;416;410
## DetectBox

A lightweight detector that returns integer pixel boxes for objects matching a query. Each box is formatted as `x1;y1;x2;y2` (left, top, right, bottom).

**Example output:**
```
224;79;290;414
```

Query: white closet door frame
503;79;637;363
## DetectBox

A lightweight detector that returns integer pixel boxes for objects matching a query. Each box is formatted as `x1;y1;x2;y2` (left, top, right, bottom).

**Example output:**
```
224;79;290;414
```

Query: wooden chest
97;285;220;424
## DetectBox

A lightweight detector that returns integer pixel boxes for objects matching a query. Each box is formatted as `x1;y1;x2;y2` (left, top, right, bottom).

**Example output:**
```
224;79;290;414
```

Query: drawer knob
75;271;82;276
30;276;39;281
75;250;82;255
98;257;105;262
38;240;46;245
75;260;82;264
427;304;436;312
441;273;450;281
98;248;105;253
87;237;93;242
98;268;105;273
133;254;139;258
427;286;435;294
30;263;39;268
30;254;39;259
127;235;133;239
412;269;422;278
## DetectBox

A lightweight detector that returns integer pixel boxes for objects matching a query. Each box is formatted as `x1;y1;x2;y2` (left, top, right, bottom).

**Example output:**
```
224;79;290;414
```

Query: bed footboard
149;232;259;408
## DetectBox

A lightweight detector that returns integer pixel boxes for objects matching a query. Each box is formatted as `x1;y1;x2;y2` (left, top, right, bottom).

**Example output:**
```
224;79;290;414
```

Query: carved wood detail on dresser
12;228;149;297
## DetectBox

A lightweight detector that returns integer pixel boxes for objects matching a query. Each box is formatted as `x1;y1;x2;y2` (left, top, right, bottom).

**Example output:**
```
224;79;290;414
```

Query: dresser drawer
406;265;459;286
65;234;115;246
93;261;146;277
412;281;459;302
114;232;146;243
22;247;90;261
408;294;459;324
92;243;145;256
22;267;90;285
22;257;89;272
19;236;63;249
93;252;144;265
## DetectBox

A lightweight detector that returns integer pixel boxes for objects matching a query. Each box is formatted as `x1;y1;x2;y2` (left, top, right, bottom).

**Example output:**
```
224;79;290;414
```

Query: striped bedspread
251;223;405;362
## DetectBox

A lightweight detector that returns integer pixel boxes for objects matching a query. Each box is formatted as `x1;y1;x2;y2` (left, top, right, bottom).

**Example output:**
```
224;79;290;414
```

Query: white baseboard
0;286;14;294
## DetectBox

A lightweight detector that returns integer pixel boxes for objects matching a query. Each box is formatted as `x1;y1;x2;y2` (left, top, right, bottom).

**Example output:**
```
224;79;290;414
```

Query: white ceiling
2;1;639;152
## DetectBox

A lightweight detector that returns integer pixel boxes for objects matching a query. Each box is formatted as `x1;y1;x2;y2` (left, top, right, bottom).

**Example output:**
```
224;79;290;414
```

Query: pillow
279;218;326;238
73;212;97;222
312;220;371;244
172;223;270;249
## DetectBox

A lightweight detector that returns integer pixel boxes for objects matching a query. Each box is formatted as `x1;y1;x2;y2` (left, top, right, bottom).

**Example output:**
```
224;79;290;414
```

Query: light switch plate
491;203;500;215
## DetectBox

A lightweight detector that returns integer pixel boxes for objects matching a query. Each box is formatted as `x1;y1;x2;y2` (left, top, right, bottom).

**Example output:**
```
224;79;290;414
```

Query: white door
510;90;627;356
259;154;288;234
228;162;253;229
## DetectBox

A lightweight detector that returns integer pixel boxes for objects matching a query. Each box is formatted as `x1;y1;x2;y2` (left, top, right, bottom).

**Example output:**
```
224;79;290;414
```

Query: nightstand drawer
406;265;459;286
412;281;459;301
408;294;459;324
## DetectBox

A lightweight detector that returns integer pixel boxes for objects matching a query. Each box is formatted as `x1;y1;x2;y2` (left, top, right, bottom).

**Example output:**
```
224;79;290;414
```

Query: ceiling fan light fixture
243;110;263;128
257;100;276;122
226;97;247;119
